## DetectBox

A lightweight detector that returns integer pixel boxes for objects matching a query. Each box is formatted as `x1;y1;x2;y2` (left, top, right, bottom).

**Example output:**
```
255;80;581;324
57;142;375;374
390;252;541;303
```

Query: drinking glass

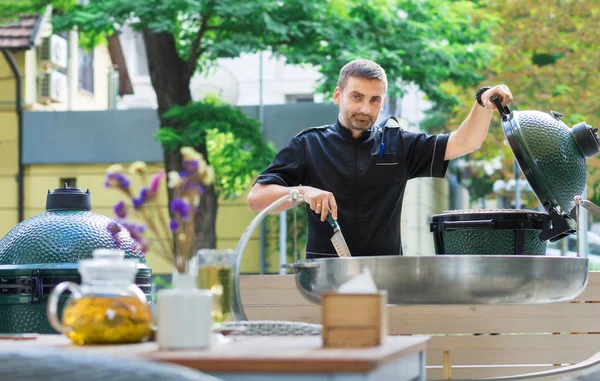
196;249;235;323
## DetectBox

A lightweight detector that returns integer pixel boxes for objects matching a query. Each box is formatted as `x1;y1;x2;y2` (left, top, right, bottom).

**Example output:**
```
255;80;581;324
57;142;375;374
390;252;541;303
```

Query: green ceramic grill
493;95;600;242
0;186;151;333
431;209;550;255
431;95;600;255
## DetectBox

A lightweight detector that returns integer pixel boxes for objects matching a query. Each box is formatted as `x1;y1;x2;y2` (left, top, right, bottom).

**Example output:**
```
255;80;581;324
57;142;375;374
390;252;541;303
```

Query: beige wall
402;177;450;256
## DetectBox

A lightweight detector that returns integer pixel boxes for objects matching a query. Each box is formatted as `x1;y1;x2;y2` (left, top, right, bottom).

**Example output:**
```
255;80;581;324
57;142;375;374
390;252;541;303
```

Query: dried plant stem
153;201;173;251
139;171;174;255
139;208;173;260
184;195;197;263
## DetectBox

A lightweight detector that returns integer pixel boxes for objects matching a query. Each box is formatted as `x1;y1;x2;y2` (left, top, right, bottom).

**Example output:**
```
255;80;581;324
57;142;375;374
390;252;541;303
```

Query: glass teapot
47;249;153;345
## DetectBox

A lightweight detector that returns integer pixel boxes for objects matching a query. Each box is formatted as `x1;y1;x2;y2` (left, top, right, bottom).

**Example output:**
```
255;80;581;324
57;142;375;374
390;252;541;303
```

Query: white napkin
337;268;378;294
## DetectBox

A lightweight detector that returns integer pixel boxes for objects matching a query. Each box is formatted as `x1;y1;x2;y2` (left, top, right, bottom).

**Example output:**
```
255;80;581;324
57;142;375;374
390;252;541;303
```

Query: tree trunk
143;30;217;251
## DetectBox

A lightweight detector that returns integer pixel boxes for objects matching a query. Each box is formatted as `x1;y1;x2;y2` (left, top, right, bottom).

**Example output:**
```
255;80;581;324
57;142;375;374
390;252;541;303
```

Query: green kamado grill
431;208;551;255
431;95;600;255
0;186;151;333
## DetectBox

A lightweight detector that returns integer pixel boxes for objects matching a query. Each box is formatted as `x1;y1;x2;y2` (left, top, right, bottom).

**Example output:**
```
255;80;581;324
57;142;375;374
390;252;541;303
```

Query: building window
60;177;77;188
78;47;94;93
285;94;314;103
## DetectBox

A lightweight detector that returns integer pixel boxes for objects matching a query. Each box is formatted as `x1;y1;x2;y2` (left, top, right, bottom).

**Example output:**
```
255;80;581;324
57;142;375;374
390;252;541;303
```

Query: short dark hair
336;59;388;91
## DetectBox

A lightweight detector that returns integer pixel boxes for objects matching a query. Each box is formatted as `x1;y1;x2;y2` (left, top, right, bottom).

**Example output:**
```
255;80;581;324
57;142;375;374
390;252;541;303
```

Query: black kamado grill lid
491;95;600;242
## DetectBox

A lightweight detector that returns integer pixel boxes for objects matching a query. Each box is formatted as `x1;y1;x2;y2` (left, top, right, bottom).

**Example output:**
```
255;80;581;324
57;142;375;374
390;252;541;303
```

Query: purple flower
132;187;150;210
113;201;127;219
104;173;131;191
107;221;122;248
183;159;199;173
170;198;190;221
117;221;147;255
180;181;205;196
139;187;149;201
170;220;179;232
122;221;144;237
149;171;165;193
132;197;143;209
107;221;121;235
178;170;192;181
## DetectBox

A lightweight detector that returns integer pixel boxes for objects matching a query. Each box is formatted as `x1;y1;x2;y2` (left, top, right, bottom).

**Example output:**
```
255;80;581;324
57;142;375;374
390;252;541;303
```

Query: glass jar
196;249;235;323
46;249;153;345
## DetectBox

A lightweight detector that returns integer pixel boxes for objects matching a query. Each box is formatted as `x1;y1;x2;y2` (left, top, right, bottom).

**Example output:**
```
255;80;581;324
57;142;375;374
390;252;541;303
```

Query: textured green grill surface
0;303;59;333
438;230;547;255
515;110;587;214
0;210;145;264
0;209;150;333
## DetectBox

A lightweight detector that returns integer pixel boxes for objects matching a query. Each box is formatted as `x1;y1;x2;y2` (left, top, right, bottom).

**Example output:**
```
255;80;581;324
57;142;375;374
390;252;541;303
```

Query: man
247;59;512;259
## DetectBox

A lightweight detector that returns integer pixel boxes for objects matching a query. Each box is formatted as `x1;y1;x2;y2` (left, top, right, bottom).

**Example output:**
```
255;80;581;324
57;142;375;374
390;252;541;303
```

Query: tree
2;0;498;251
441;0;600;207
156;95;277;200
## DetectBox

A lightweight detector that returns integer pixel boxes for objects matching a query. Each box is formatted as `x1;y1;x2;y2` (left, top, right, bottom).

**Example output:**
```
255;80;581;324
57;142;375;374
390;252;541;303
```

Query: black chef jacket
255;116;450;258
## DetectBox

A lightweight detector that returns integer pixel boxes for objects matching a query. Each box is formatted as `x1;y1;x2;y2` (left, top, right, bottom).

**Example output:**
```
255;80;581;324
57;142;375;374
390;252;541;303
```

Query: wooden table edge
141;337;429;373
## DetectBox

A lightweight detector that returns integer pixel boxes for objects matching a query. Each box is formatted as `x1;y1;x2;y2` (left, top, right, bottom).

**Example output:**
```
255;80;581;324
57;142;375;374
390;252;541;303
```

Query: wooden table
0;334;429;381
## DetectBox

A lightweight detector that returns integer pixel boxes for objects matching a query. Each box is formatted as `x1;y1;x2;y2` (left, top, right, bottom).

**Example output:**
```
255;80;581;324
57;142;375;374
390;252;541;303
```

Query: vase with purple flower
104;147;216;349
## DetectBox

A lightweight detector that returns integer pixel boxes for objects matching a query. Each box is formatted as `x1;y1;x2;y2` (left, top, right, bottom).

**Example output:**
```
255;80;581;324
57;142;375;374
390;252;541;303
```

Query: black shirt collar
334;118;375;142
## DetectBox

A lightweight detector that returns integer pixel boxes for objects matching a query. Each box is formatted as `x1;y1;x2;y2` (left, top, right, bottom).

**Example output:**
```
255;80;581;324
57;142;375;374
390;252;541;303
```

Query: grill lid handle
571;122;600;158
491;94;510;119
46;184;91;211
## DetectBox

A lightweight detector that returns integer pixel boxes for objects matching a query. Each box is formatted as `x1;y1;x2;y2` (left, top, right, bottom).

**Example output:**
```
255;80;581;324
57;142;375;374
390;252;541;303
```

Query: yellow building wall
0;51;23;236
21;163;273;275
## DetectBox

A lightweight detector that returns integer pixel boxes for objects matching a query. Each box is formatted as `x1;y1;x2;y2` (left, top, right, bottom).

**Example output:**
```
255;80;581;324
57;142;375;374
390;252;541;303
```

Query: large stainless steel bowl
284;255;589;305
232;192;591;321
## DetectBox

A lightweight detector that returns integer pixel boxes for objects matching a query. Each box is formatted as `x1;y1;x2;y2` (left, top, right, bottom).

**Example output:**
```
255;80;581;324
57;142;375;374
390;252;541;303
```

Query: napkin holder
321;290;388;348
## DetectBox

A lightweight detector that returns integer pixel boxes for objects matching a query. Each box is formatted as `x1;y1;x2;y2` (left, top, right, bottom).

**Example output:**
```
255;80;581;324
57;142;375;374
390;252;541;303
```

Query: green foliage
152;274;172;290
442;1;600;204
5;0;498;124
281;0;499;118
155;96;277;199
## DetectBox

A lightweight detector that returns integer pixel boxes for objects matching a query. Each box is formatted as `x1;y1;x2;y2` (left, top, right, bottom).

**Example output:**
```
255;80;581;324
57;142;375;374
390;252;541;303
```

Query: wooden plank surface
243;303;600;334
427;366;560;381
426;334;600;366
0;334;428;374
240;273;600;334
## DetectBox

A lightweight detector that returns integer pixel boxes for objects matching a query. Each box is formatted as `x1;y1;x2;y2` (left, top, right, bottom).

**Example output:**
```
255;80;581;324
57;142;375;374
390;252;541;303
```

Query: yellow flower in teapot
46;249;153;345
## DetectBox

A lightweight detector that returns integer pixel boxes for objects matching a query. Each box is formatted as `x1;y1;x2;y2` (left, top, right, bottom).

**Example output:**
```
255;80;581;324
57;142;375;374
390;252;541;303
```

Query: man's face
333;76;386;137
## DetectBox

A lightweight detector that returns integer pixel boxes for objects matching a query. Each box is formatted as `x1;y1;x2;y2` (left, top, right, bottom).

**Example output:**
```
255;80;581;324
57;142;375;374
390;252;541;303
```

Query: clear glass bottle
197;249;235;323
47;249;153;345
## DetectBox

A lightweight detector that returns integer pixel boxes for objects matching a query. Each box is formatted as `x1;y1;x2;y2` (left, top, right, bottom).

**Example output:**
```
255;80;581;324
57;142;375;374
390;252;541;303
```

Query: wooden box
321;291;388;348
